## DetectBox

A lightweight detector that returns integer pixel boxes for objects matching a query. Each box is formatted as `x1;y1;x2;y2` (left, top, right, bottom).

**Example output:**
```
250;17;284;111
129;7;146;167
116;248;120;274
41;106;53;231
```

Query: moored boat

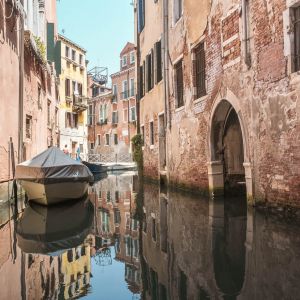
15;147;94;205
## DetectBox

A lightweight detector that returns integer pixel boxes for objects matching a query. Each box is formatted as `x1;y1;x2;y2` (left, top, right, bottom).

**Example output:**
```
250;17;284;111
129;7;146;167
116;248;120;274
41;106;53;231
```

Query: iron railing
88;153;133;164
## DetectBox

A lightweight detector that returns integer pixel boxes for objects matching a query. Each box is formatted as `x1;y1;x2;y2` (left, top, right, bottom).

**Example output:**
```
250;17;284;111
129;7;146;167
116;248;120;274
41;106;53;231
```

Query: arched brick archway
207;89;253;202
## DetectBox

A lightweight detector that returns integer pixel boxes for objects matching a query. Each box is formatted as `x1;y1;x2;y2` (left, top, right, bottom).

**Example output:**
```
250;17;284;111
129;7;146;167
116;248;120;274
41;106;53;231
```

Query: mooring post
10;137;18;215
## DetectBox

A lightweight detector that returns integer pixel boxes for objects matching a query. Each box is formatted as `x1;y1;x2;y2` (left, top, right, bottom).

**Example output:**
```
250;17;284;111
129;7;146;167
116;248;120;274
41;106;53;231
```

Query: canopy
16;147;93;184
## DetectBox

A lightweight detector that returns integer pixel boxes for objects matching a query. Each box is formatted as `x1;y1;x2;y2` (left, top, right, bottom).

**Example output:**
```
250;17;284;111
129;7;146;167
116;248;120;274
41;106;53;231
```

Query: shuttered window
155;40;162;83
294;7;300;72
175;60;184;108
65;79;70;97
194;42;206;98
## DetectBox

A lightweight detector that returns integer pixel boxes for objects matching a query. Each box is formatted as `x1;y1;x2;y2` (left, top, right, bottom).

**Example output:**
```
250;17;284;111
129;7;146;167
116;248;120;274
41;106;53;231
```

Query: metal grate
195;42;206;98
175;60;184;108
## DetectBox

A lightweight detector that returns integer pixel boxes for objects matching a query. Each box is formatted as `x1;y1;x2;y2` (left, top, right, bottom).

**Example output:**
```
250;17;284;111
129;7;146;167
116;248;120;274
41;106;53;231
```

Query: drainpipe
242;0;251;67
135;1;141;134
163;0;170;181
18;8;25;163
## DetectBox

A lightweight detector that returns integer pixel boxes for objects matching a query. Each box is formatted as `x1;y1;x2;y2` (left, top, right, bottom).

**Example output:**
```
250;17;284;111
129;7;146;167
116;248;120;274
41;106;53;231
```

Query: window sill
142;146;145;151
175;106;185;113
150;145;154;150
193;95;208;104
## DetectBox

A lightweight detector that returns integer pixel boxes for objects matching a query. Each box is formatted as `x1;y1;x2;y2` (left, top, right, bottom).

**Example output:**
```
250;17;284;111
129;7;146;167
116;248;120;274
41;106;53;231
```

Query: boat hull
20;180;89;205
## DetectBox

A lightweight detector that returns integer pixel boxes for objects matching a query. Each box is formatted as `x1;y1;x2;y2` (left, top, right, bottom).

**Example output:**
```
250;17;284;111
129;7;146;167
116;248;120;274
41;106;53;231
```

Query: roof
120;42;135;56
58;34;87;53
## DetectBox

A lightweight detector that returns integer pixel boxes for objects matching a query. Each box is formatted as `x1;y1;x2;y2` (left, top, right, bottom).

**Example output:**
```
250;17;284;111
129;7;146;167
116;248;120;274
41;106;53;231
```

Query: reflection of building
92;173;141;294
59;241;91;299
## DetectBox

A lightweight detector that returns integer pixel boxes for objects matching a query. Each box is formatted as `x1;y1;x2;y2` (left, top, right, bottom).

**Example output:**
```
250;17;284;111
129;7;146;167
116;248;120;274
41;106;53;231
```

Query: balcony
120;89;135;100
73;95;88;112
96;119;108;126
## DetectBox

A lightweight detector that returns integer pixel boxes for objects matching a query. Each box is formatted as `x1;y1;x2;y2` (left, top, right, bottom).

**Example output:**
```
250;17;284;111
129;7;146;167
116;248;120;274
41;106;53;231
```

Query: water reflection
0;175;300;299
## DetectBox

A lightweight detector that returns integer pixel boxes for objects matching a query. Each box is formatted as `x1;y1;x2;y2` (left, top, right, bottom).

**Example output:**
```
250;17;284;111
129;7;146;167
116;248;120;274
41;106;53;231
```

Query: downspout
135;1;141;134
163;0;170;181
18;8;25;163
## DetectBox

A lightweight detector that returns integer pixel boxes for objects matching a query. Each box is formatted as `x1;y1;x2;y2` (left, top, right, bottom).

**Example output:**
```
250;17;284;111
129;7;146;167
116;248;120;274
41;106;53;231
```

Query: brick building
135;0;300;207
88;43;137;159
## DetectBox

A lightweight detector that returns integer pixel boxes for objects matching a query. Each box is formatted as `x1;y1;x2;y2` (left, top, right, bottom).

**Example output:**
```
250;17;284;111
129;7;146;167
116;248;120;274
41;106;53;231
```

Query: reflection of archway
210;197;247;298
207;92;253;202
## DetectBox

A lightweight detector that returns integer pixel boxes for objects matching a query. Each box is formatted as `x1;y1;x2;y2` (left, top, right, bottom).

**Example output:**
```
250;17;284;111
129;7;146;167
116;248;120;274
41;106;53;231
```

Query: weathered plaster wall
164;0;300;205
0;3;20;183
138;0;165;180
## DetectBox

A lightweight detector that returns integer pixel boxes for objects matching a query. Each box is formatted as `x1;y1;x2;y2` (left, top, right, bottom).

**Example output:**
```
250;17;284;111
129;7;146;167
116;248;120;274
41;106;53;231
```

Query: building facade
0;0;59;200
88;43;137;160
56;34;88;159
135;0;300;207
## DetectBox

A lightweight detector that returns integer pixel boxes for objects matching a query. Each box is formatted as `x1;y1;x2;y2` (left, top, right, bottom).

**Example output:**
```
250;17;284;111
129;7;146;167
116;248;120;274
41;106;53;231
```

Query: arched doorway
208;99;252;199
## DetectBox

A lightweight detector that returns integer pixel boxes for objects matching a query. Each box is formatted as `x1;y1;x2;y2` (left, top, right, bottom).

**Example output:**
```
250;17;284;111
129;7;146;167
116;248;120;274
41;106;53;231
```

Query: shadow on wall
1;1;18;53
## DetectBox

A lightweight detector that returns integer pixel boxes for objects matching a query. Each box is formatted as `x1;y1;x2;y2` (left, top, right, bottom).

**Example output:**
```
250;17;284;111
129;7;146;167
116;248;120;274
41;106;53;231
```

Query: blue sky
57;0;134;79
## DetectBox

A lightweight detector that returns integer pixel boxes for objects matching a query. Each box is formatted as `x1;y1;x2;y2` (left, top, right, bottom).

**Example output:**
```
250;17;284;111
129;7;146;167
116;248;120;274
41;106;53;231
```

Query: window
88;104;93;125
146;51;154;92
174;0;183;23
65;112;78;128
130;78;135;96
130;51;135;64
175;60;184;108
123;109;128;123
138;0;145;32
65;79;70;97
122;55;127;67
79;54;83;65
130;106;136;122
150;121;154;145
194;42;206;98
105;134;110;145
25;115;32;139
112;84;118;102
141;125;145;145
72;49;76;61
65;46;70;58
114;133;118;145
55;107;58;128
90;142;94;150
294;7;300;72
97;134;101;145
139;64;145;98
155;40;162;83
122;80;128;99
47;100;51;126
77;83;83;96
112;111;118;124
38;84;42;109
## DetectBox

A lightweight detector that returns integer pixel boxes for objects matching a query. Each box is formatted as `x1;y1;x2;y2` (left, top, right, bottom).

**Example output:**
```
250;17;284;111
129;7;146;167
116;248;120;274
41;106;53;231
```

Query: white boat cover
16;147;93;184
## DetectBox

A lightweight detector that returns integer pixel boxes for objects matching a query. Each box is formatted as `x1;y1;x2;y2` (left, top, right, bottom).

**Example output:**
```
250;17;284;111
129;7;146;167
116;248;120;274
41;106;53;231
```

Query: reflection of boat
82;161;108;173
16;198;94;255
15;147;94;205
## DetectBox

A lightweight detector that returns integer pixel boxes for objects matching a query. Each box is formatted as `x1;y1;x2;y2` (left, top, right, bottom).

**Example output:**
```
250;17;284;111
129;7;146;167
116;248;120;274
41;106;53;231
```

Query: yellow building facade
56;34;88;159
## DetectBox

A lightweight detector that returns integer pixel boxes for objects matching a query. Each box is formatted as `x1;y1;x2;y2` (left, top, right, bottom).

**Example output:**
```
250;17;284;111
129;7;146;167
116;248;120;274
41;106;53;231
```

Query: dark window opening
194;42;206;98
294;7;300;72
155;40;162;83
150;121;154;145
175;60;184;108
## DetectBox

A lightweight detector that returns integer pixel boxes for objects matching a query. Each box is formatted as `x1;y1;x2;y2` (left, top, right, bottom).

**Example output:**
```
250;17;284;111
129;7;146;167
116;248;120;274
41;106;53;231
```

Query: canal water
1;173;300;300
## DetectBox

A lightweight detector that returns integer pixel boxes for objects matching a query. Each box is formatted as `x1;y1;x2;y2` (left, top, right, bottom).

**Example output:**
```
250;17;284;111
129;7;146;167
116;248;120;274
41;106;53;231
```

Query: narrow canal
0;173;300;299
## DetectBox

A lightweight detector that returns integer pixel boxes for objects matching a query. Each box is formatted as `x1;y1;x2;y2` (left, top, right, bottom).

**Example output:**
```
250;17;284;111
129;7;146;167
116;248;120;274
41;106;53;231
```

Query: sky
57;0;134;80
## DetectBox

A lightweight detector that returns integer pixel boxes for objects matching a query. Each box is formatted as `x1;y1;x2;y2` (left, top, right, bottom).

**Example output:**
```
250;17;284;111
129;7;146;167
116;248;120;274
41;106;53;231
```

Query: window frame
193;41;206;99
